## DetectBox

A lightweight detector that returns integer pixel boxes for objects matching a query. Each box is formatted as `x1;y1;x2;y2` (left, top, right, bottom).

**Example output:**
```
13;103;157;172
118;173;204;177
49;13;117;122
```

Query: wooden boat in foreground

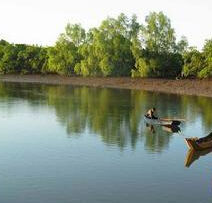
144;115;181;126
185;132;212;151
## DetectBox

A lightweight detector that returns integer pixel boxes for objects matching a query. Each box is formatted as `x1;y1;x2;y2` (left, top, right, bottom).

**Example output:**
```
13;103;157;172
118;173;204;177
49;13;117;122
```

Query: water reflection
2;82;212;203
162;125;181;133
0;82;212;152
184;148;212;168
145;123;181;134
145;123;156;134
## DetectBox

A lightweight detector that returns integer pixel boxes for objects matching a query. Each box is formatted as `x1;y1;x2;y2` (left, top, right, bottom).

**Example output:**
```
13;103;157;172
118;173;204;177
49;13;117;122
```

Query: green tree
17;45;48;74
198;39;212;78
47;24;85;75
75;14;137;76
0;43;19;73
141;11;176;53
176;36;188;54
74;32;101;76
182;47;205;78
131;12;183;78
63;23;86;47
0;40;9;66
0;41;48;74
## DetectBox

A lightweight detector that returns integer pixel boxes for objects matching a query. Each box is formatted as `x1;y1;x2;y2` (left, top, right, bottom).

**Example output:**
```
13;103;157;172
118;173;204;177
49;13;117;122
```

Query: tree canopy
0;12;211;78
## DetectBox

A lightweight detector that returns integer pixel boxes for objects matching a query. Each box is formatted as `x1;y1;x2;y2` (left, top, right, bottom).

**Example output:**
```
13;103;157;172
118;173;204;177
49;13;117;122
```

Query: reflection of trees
143;123;173;152
181;95;212;129
51;87;141;149
195;97;212;129
0;82;212;151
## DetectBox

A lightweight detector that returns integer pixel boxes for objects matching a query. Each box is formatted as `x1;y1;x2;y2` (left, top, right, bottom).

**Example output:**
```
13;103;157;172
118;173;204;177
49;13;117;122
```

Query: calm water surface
0;82;212;203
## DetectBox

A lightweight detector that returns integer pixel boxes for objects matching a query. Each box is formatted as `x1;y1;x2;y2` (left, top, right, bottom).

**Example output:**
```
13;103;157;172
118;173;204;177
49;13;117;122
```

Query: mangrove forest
0;11;211;78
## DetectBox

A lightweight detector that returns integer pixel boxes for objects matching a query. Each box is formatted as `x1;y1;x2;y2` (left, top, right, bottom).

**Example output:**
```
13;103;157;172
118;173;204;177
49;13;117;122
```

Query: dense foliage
0;12;211;78
0;40;48;74
182;39;212;78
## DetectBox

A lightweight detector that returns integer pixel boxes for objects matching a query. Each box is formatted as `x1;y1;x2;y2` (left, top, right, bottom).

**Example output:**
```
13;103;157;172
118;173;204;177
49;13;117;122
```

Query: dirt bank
0;74;212;97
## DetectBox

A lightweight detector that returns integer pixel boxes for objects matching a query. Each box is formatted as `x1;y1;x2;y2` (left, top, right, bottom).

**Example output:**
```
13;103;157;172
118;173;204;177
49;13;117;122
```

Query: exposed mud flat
0;74;212;97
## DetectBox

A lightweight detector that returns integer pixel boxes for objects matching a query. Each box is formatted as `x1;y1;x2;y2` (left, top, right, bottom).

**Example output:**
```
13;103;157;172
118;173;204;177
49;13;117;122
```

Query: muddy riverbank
0;74;212;97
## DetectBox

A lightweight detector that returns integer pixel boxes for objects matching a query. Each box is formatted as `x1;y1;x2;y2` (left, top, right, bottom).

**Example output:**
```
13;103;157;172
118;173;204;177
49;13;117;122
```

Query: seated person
145;107;158;119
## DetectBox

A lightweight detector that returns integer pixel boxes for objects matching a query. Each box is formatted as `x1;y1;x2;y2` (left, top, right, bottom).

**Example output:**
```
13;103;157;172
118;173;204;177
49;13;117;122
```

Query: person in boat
145;107;158;119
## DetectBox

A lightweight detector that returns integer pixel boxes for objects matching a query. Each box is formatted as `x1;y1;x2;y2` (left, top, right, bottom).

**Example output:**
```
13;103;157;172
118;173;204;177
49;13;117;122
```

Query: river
0;82;212;203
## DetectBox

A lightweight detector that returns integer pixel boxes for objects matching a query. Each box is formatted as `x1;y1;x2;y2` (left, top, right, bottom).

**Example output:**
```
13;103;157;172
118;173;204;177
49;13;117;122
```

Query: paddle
160;118;186;122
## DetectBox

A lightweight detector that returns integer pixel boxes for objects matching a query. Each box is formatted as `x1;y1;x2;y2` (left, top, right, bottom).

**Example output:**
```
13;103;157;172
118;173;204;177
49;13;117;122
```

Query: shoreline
0;74;212;98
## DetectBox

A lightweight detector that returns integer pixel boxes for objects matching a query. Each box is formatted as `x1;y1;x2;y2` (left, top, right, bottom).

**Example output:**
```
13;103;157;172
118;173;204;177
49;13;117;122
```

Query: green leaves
47;41;78;75
74;14;135;77
47;24;85;75
0;12;210;78
0;43;47;74
142;11;176;53
65;24;86;47
182;40;212;78
131;12;183;78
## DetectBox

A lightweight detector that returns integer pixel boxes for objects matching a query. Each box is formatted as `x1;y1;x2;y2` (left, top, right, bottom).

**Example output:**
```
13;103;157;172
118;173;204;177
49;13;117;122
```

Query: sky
0;0;211;49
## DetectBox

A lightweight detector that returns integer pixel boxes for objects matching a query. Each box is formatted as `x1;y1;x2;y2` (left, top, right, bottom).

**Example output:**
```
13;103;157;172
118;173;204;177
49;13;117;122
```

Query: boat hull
144;116;181;126
185;138;212;151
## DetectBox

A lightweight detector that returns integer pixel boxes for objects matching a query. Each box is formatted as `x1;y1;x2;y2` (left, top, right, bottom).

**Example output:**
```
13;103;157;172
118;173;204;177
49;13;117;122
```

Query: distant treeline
0;12;211;78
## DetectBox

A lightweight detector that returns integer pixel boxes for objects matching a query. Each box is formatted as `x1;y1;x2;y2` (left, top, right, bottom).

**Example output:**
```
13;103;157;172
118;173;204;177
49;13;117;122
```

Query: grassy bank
0;74;212;97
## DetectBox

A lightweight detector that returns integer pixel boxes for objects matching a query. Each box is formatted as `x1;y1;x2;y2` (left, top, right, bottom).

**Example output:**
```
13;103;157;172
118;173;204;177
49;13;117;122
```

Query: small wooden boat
144;115;181;126
185;132;212;150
